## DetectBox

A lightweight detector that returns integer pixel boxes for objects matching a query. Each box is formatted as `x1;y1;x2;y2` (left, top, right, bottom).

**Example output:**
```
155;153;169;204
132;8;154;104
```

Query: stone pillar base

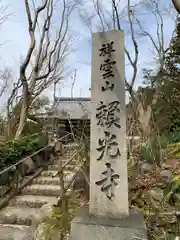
71;206;148;240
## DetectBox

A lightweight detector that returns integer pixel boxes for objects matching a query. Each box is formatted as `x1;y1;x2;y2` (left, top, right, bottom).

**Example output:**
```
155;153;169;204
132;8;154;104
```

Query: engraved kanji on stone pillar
90;31;128;218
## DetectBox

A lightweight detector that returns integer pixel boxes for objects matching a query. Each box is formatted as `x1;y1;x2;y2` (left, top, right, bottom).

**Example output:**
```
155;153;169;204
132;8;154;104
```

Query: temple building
33;97;140;144
34;97;91;140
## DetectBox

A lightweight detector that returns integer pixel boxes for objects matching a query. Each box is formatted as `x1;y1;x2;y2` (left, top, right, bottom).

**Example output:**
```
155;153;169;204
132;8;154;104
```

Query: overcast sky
0;0;177;106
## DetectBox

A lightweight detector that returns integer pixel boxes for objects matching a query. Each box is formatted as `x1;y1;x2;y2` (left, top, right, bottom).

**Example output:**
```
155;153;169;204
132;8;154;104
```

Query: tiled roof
51;97;91;119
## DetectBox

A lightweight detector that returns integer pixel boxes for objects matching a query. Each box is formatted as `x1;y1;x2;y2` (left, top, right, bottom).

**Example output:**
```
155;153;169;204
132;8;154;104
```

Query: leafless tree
126;0;179;139
0;67;12;98
79;0;177;139
71;69;77;98
125;0;178;138
0;0;11;29
7;0;78;139
0;1;12;100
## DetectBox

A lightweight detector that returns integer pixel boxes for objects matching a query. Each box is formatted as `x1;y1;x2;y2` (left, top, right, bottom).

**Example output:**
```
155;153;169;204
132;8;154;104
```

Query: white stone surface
0;206;40;225
0;224;30;240
71;207;147;240
90;31;129;218
9;195;57;208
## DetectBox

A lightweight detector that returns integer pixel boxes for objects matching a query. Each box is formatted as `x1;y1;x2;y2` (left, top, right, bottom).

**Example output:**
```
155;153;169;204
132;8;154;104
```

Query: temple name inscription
95;41;121;201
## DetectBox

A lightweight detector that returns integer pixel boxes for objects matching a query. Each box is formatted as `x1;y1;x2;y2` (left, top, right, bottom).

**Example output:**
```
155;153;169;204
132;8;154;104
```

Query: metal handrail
62;148;83;169
0;133;72;176
51;146;84;181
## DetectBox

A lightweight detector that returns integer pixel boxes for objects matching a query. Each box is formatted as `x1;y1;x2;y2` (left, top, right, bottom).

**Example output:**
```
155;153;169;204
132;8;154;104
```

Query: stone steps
22;184;61;196
40;170;59;177
9;195;58;208
48;164;75;171
0;206;40;226
48;164;61;171
33;172;74;185
0;152;76;239
0;224;31;240
32;176;60;185
41;169;74;177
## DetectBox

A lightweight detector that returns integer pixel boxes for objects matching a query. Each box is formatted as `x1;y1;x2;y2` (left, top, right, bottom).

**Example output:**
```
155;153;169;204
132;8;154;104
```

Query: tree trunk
137;102;151;138
6;101;20;139
14;102;28;140
14;82;30;140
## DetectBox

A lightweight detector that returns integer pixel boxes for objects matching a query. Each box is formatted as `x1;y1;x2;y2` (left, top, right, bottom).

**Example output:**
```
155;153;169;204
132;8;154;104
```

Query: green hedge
0;133;48;170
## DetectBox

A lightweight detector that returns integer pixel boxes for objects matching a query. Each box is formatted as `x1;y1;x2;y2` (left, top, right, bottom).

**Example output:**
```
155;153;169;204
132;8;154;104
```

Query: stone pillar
90;30;128;218
71;30;147;240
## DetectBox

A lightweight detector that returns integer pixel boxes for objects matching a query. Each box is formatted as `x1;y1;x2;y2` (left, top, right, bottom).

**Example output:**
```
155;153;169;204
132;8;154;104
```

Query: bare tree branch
71;69;77;98
8;0;77;139
92;0;105;31
79;0;177;139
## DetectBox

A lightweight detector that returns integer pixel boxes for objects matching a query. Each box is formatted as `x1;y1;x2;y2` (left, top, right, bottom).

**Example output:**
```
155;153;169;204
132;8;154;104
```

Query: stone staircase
0;154;77;240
